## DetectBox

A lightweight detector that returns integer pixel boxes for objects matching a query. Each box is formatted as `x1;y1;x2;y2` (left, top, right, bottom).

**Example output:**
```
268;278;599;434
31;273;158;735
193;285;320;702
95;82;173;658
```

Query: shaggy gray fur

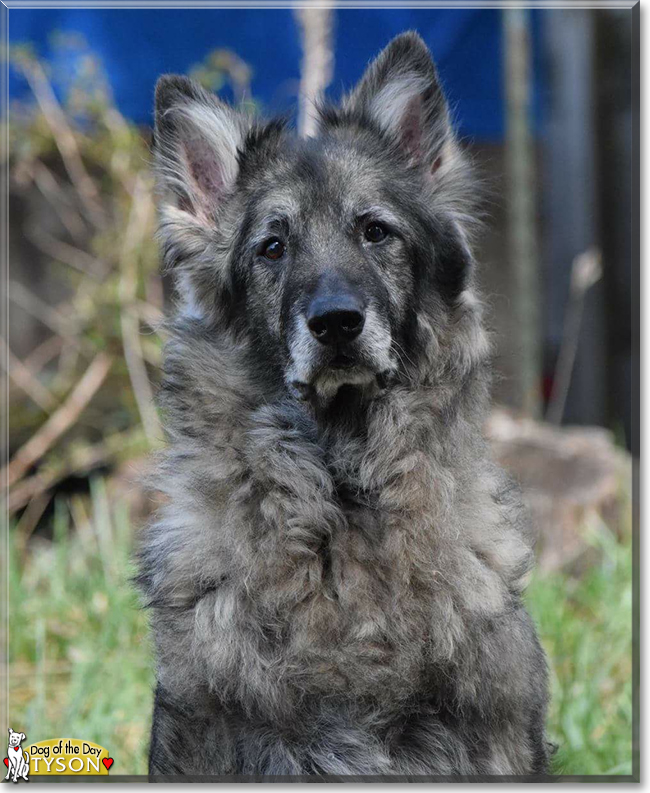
139;32;550;778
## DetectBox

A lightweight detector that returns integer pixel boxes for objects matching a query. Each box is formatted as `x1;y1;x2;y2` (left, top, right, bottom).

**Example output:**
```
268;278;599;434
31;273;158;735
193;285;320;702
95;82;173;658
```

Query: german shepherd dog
139;32;550;777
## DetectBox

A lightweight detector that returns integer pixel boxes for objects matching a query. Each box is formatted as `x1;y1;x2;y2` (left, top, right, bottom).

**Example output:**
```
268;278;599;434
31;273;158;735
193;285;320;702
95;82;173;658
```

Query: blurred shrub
5;39;265;532
188;47;253;106
6;37;166;530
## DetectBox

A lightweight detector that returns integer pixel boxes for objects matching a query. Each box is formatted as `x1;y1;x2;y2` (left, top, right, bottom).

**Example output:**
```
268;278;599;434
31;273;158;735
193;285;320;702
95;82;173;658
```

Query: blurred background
3;5;636;778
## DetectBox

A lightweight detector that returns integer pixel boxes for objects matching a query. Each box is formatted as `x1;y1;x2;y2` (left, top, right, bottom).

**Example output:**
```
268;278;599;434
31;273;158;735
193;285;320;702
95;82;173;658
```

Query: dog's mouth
289;354;393;401
311;348;373;384
329;351;357;370
286;316;397;401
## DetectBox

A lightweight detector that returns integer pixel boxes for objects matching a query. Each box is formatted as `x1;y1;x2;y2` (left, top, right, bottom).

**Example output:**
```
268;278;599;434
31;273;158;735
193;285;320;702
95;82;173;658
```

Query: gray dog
139;32;550;777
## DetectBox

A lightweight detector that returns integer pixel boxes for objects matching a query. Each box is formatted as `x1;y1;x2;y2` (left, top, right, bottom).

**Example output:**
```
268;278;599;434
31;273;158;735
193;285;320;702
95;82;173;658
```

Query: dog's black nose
307;297;365;345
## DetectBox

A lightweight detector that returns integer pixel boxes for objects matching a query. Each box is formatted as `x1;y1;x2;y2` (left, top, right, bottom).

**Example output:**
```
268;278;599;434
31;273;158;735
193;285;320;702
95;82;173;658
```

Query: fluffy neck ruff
140;291;534;721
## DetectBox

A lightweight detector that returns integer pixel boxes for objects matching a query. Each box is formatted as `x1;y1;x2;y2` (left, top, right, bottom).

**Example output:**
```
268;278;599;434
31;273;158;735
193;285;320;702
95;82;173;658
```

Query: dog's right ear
153;75;249;227
153;77;255;318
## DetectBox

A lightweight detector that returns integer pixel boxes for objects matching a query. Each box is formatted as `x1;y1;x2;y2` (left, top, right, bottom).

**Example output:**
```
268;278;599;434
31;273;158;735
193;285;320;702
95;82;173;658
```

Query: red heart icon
3;758;8;768
102;757;113;771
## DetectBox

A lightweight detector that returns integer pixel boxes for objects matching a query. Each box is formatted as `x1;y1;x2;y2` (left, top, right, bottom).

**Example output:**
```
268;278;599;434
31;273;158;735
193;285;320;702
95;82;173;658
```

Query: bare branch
29;160;88;243
118;174;161;443
9;280;83;349
546;248;603;426
6;427;146;514
295;2;334;139
17;57;106;227
14;491;52;562
23;335;64;374
25;223;105;278
3;351;113;489
1;337;56;412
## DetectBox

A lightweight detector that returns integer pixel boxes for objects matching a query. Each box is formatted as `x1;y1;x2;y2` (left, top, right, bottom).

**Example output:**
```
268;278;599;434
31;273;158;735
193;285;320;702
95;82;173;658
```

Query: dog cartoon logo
4;730;29;783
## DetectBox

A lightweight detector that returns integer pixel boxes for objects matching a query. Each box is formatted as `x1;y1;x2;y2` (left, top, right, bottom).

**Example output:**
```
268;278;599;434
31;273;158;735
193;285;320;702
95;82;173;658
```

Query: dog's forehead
251;137;391;223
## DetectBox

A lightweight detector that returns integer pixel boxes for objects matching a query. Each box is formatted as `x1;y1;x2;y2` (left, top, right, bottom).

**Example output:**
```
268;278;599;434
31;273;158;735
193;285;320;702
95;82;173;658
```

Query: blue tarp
8;8;544;141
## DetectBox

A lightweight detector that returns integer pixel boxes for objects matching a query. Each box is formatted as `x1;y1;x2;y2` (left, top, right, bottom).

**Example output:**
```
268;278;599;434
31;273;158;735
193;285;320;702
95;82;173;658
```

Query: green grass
526;514;634;775
7;479;154;774
6;480;633;777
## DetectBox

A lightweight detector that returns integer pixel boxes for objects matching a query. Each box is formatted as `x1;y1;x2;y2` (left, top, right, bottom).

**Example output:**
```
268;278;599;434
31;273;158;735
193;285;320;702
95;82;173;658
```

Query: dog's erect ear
8;729;12;735
342;32;455;175
153;76;255;319
153;75;249;224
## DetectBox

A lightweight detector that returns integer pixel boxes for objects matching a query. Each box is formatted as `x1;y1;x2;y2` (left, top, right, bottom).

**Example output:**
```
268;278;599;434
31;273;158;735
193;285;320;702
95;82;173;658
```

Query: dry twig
295;2;334;139
29;160;88;243
546;248;603;425
25;223;105;278
17;56;106;227
118;174;161;443
7;427;147;514
3;351;113;489
23;335;64;374
10;280;83;349
14;491;53;562
1;337;56;412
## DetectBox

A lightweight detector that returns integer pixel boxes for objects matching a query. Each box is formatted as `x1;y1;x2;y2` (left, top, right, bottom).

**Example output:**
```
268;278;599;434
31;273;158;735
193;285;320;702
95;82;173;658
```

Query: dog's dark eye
261;238;285;261
364;222;388;243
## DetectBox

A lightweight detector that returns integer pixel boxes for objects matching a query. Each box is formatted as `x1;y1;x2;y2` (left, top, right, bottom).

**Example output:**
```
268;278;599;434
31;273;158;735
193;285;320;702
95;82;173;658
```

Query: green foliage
188;47;253;108
526;516;634;776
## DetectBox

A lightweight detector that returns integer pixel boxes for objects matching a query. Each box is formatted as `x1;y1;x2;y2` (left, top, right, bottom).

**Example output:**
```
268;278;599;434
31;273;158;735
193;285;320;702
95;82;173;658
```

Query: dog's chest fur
140;316;550;775
141;328;534;723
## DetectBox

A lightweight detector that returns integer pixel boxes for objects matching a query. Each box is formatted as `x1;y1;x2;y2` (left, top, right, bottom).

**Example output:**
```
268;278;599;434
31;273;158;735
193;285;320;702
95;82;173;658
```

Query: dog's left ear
342;32;456;176
19;734;25;742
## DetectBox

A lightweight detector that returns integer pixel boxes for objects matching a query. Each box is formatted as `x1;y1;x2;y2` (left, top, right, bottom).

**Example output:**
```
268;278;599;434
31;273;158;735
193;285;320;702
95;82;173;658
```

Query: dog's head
154;32;477;401
8;729;25;748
